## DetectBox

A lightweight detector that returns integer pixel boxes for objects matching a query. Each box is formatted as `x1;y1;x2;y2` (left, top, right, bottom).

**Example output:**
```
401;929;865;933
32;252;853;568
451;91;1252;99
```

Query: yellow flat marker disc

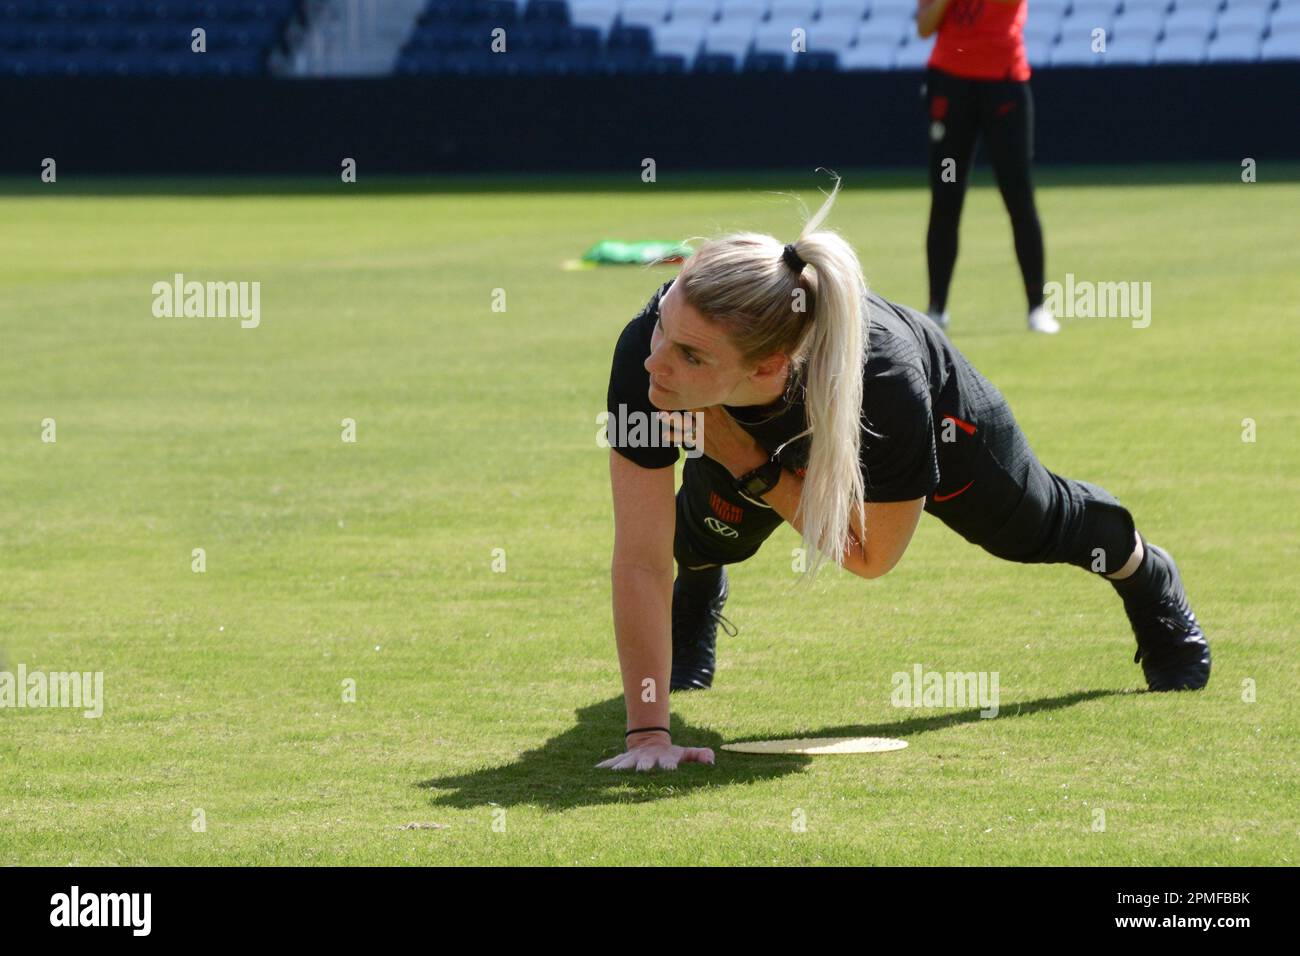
561;258;599;271
722;736;908;755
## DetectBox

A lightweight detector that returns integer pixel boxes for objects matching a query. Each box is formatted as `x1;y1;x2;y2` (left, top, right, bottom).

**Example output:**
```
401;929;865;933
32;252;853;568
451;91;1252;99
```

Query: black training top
606;278;995;503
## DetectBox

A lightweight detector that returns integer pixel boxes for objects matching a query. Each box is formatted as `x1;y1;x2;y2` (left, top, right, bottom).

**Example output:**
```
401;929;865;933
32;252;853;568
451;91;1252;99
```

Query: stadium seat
769;0;818;22
567;0;620;37
742;48;786;68
855;12;910;45
1205;27;1261;59
1112;8;1166;35
837;35;898;69
1215;2;1270;35
1166;0;1221;13
870;0;915;20
525;0;572;23
1023;19;1060;48
607;22;655;51
702;17;756;60
1260;23;1300;59
693;49;736;69
1051;22;1108;65
652;19;704;64
1153;31;1208;61
1068;0;1121;32
1025;32;1056;65
1272;3;1300;32
805;15;859;53
818;0;869;20
0;0;291;75
669;0;720;24
1030;0;1071;21
620;0;671;29
718;0;769;21
892;33;933;68
753;17;808;65
1162;7;1218;38
1103;27;1159;63
791;48;837;68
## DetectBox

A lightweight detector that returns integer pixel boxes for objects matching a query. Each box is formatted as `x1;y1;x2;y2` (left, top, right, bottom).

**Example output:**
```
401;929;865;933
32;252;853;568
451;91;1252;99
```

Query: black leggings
673;370;1136;578
924;66;1045;314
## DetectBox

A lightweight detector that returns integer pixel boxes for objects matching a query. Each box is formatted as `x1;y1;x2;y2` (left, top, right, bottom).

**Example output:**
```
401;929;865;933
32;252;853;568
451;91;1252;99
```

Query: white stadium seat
652;21;706;65
1025;32;1056;64
1030;0;1071;22
769;0;820;22
1273;7;1300;32
819;0;870;19
702;18;758;59
837;36;900;69
568;0;621;37
1153;32;1208;61
870;0;916;19
717;0;770;20
1162;8;1218;37
855;12;911;44
1205;30;1261;60
1214;4;1269;35
1166;0;1221;13
1103;27;1160;63
1118;0;1171;11
1025;7;1065;38
893;34;934;68
1112;8;1166;35
1068;0;1121;33
753;18;809;65
1023;20;1060;46
1051;22;1107;64
669;0;720;20
621;0;672;29
1260;23;1300;59
806;16;861;52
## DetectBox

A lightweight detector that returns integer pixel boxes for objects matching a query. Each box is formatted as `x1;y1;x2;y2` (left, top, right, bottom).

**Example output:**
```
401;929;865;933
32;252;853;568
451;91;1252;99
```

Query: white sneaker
927;309;950;332
1027;305;1060;334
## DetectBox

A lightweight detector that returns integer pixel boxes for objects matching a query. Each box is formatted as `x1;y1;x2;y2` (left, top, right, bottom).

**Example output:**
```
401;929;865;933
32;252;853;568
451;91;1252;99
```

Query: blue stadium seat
791;49;838;70
694;50;737;71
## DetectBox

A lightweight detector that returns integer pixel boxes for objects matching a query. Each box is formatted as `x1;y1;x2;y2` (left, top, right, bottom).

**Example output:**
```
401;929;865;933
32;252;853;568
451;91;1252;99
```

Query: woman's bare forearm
744;466;876;577
610;562;674;739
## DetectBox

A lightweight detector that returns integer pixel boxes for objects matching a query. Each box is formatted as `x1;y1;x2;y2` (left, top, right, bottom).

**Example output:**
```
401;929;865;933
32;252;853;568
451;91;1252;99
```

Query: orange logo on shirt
709;491;743;524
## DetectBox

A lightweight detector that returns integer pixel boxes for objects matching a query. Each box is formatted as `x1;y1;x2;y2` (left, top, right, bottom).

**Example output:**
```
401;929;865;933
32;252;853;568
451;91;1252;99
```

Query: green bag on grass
581;239;693;265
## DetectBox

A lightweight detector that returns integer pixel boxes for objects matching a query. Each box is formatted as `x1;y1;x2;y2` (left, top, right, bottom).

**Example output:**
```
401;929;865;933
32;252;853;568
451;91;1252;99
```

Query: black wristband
625;726;670;737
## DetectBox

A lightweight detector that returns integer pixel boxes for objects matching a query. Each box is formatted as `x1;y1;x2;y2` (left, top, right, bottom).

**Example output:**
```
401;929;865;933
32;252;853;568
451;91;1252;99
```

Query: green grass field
1;166;1296;865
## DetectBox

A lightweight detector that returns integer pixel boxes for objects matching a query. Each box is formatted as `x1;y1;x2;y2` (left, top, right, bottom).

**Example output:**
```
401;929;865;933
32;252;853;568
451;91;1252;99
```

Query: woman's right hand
595;732;716;772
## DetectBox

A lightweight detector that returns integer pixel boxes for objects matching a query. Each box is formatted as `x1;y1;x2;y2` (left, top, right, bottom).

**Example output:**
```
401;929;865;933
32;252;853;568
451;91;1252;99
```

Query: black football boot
670;565;737;692
1117;542;1212;691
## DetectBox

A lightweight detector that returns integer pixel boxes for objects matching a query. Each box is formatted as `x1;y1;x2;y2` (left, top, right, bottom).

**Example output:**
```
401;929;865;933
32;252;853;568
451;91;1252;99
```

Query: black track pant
924;66;1045;314
673;366;1136;578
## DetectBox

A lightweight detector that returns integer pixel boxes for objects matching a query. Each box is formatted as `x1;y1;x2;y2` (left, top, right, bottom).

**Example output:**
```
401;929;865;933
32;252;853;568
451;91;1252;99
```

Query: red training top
927;0;1031;82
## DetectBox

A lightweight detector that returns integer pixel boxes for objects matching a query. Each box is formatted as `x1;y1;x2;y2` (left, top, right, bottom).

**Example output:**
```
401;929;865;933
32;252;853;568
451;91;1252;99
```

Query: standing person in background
917;0;1059;334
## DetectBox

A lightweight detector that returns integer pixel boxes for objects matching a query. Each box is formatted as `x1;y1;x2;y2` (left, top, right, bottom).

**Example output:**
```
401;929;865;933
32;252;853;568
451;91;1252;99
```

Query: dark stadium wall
3;64;1296;175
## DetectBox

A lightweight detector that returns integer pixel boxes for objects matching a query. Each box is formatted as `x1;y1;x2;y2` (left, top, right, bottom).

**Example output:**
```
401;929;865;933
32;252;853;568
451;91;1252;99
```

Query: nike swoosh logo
941;415;976;436
932;480;974;502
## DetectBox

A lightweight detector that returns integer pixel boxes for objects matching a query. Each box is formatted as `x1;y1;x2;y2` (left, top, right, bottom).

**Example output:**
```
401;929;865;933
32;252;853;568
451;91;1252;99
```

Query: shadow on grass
416;688;1123;810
